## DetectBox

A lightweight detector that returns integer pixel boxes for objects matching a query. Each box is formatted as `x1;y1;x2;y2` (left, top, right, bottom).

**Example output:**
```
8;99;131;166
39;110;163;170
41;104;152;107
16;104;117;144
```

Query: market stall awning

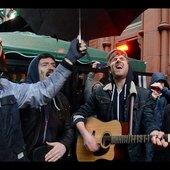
0;31;146;72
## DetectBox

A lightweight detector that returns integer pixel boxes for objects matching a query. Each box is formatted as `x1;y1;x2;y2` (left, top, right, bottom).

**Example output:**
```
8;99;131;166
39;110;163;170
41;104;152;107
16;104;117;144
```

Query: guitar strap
129;82;137;135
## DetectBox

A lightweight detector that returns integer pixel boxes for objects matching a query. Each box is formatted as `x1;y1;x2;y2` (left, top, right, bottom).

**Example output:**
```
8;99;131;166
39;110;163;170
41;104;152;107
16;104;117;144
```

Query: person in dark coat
20;53;74;162
72;49;168;162
145;72;170;161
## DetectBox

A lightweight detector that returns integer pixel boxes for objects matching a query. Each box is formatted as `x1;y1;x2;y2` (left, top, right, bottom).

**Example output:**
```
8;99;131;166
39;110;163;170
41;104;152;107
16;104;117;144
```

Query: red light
116;44;129;51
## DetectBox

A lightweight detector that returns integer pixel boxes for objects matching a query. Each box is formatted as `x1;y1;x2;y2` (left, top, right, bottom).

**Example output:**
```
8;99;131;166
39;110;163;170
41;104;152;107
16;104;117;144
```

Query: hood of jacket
26;53;56;83
26;54;42;83
150;72;169;88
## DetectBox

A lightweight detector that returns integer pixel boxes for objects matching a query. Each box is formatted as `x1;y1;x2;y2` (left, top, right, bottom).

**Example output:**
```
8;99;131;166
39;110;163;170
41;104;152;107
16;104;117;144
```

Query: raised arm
1;38;87;108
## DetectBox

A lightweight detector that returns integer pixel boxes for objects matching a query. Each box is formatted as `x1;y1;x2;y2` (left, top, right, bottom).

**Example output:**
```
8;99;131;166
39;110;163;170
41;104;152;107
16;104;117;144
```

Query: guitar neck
108;134;169;144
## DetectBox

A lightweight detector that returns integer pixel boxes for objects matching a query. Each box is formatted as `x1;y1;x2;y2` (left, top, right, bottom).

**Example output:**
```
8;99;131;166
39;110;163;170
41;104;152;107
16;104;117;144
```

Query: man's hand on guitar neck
150;130;169;147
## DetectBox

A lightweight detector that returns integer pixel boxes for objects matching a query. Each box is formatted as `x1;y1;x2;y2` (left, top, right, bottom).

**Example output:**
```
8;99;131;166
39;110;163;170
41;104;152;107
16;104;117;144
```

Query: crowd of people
0;36;170;163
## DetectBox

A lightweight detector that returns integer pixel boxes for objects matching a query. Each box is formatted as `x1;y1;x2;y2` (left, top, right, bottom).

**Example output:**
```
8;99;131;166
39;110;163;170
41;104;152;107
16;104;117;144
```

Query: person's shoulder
56;91;64;96
136;86;150;96
55;91;67;100
0;77;12;87
136;85;149;91
92;81;103;92
55;91;70;105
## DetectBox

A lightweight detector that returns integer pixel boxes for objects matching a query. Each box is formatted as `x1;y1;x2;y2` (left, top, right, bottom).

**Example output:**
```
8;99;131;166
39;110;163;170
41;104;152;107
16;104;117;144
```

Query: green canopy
0;31;146;72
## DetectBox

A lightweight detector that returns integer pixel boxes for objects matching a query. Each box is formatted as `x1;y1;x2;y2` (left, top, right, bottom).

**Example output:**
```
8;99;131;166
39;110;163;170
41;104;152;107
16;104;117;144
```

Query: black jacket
73;64;158;161
20;54;74;160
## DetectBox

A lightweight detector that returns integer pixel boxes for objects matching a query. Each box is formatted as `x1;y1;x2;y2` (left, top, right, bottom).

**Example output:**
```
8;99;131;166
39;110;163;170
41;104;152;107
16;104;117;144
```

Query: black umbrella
13;8;147;41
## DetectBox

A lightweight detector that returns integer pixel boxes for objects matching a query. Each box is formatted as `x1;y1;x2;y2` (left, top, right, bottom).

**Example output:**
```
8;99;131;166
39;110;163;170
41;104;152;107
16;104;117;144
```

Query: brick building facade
89;8;170;86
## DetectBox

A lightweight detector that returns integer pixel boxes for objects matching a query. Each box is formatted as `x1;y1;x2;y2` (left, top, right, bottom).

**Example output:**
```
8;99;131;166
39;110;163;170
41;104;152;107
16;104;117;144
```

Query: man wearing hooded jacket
144;72;170;161
72;49;168;162
20;53;73;162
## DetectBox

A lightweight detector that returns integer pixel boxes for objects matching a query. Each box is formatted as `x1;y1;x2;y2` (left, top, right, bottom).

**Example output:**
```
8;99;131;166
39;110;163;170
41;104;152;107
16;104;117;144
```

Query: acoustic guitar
76;117;170;162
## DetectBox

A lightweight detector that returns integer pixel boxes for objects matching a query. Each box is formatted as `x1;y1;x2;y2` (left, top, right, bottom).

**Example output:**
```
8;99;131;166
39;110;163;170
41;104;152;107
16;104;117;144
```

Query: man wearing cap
72;49;168;162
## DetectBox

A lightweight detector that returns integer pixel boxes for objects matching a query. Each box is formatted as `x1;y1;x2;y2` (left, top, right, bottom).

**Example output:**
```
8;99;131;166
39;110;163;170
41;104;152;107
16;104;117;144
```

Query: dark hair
106;49;128;65
38;53;56;63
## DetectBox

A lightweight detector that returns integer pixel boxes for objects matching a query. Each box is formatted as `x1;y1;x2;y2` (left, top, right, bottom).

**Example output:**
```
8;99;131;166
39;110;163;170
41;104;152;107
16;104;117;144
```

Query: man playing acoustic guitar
72;49;168;162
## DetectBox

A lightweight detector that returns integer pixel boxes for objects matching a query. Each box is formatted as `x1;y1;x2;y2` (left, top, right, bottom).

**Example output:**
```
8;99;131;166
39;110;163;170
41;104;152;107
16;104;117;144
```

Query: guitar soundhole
102;133;111;147
94;133;110;156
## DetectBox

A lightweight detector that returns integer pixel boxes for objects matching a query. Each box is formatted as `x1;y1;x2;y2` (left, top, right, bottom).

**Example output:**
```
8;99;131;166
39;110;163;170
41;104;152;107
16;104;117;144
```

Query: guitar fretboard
105;134;168;144
110;135;151;144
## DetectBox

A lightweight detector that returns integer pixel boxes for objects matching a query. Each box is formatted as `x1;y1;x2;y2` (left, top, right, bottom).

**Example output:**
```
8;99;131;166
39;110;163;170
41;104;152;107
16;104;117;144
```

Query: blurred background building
88;9;170;85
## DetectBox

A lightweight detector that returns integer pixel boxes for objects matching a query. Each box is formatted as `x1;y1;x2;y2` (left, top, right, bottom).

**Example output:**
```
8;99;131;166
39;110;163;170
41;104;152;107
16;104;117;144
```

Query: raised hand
65;38;87;65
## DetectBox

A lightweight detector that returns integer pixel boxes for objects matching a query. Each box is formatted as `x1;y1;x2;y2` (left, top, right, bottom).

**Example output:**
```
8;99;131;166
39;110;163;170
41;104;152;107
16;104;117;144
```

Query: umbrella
13;8;147;41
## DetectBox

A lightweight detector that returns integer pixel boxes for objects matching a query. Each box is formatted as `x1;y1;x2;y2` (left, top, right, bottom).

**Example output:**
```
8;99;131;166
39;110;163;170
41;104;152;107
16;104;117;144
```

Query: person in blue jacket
0;37;87;161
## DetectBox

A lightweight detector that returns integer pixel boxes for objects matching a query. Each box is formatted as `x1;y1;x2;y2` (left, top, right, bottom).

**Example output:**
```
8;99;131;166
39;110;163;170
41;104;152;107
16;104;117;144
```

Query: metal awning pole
78;8;81;43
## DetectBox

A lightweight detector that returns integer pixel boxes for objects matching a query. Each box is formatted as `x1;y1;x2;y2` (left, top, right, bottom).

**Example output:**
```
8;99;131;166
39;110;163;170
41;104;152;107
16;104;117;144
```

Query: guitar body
76;117;170;162
76;117;127;162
